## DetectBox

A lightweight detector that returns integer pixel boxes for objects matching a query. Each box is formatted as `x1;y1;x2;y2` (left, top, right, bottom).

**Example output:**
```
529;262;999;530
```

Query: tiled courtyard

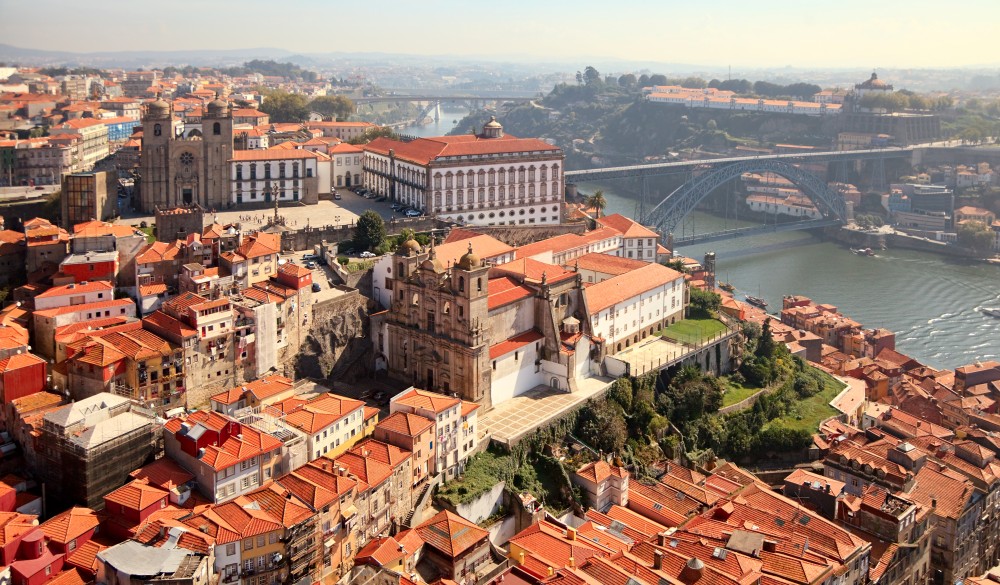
482;376;613;445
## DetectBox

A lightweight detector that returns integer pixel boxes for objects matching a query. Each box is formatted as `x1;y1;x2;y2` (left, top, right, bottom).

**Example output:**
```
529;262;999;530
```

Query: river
574;181;1000;370
397;105;472;138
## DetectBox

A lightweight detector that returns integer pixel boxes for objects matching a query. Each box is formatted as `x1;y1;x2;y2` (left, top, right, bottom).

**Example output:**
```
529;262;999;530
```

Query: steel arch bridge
640;159;847;237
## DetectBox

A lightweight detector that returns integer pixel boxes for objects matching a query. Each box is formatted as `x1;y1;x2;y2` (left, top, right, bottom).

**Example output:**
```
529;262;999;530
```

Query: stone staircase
403;479;435;528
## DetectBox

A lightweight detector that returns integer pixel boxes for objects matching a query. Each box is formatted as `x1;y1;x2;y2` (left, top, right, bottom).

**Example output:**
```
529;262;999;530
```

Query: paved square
613;337;687;376
482;376;613;445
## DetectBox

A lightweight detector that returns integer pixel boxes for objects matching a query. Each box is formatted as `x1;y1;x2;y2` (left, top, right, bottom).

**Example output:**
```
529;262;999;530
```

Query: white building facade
585;262;686;352
363;118;564;226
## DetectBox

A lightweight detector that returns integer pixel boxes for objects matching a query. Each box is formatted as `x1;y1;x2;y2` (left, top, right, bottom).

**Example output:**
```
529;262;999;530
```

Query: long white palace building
362;117;565;226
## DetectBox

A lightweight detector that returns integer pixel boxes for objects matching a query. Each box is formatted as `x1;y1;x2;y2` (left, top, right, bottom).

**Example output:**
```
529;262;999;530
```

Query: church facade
139;97;234;212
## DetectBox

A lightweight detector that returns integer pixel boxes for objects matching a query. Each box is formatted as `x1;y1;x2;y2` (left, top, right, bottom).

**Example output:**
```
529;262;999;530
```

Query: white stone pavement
481;375;614;445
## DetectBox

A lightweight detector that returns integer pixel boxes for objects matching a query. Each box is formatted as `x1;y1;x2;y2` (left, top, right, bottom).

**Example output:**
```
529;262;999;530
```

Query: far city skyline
1;0;998;69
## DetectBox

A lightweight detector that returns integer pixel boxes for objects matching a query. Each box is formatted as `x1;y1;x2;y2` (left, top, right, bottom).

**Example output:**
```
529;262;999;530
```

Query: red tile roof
584;262;683;313
39;507;99;544
130;458;195;491
104;480;168;511
393;387;460;414
356;536;406;567
487;276;534;310
490;330;544;360
375;412;433;438
416;510;488;557
365;134;559;166
597;214;659;239
35;280;114;299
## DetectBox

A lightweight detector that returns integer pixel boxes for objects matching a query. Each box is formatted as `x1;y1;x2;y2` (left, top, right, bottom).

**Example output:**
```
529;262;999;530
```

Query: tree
648;74;668;86
585;190;607;218
689;288;721;315
309;95;355;121
348;127;400;145
259;91;310;122
957;220;995;255
576;399;627;454
756;318;777;359
354;210;386;252
583;66;602;86
618;74;637;88
638;74;651;87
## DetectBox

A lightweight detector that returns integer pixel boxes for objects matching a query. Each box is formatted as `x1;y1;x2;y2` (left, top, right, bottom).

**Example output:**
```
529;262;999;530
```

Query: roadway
564;147;913;181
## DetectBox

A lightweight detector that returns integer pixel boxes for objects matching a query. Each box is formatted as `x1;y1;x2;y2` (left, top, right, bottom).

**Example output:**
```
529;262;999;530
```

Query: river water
398;106;471;138
573;181;1000;370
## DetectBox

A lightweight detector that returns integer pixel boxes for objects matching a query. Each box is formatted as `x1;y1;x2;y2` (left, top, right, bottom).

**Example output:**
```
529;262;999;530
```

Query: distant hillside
0;43;294;68
452;83;837;168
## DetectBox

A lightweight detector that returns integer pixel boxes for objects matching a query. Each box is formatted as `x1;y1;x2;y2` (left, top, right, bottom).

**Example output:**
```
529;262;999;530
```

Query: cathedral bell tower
202;95;233;210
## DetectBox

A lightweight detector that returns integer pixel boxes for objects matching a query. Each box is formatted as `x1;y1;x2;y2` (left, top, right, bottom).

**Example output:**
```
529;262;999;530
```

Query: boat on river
719;282;735;293
852;247;876;256
745;295;768;309
982;307;1000;318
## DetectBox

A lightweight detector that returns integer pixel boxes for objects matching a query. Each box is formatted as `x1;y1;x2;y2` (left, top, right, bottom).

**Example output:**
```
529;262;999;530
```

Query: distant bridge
640;158;850;238
670;218;841;246
564;147;912;182
354;95;534;105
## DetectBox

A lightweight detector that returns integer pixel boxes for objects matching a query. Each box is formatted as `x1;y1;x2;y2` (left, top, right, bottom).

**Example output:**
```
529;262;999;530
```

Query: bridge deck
565;147;911;181
672;219;840;246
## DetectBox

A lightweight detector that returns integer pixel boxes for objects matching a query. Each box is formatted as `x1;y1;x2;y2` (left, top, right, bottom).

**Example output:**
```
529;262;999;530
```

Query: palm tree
586;190;607;218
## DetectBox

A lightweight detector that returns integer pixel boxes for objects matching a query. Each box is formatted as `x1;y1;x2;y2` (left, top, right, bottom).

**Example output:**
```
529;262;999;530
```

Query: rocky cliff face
295;290;371;381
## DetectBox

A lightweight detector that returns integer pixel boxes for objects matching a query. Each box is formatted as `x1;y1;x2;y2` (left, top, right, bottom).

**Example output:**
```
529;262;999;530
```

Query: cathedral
139;96;233;212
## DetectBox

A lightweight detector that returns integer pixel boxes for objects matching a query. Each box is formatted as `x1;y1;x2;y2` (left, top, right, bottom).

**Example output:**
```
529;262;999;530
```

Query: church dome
147;98;170;119
482;116;504;139
457;243;481;270
859;72;891;90
421;256;446;273
206;96;230;117
400;239;422;255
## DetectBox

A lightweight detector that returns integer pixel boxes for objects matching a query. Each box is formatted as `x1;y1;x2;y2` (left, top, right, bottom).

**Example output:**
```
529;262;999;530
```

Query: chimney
568;556;575;569
680;558;705;584
566;527;576;541
547;567;553;577
931;497;937;508
518;551;524;566
657;532;667;546
653;550;663;570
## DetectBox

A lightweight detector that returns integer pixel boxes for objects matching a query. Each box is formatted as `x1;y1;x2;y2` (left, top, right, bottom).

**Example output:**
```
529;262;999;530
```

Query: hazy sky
2;0;998;68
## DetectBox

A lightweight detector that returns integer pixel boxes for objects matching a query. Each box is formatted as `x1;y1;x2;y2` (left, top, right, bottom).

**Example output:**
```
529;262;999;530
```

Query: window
213;122;221;135
257;535;265;547
227;543;236;556
244;538;253;551
153;123;161;136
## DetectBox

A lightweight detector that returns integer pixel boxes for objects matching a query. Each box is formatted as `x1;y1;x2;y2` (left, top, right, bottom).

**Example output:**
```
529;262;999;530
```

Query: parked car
305;261;317;269
405;209;422;217
359;251;376;258
333;193;342;200
311;282;322;293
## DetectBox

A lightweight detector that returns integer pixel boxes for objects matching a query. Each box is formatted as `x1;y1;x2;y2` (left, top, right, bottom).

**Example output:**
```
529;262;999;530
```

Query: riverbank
825;225;994;263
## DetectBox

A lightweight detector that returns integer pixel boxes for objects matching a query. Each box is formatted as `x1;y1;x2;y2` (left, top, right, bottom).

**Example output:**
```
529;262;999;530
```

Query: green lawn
765;369;846;433
721;377;763;407
139;225;155;243
659;314;728;345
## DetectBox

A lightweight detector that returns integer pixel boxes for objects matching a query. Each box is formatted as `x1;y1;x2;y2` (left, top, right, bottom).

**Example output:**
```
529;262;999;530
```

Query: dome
482;116;504;139
858;72;892;90
400;239;422;255
206;95;230;117
147;98;170;118
457;243;481;270
421;256;445;273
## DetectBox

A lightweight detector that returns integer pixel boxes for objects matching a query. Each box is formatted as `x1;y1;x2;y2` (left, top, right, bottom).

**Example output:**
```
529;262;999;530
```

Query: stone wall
295;287;371;381
461;222;588;247
276;216;453;252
